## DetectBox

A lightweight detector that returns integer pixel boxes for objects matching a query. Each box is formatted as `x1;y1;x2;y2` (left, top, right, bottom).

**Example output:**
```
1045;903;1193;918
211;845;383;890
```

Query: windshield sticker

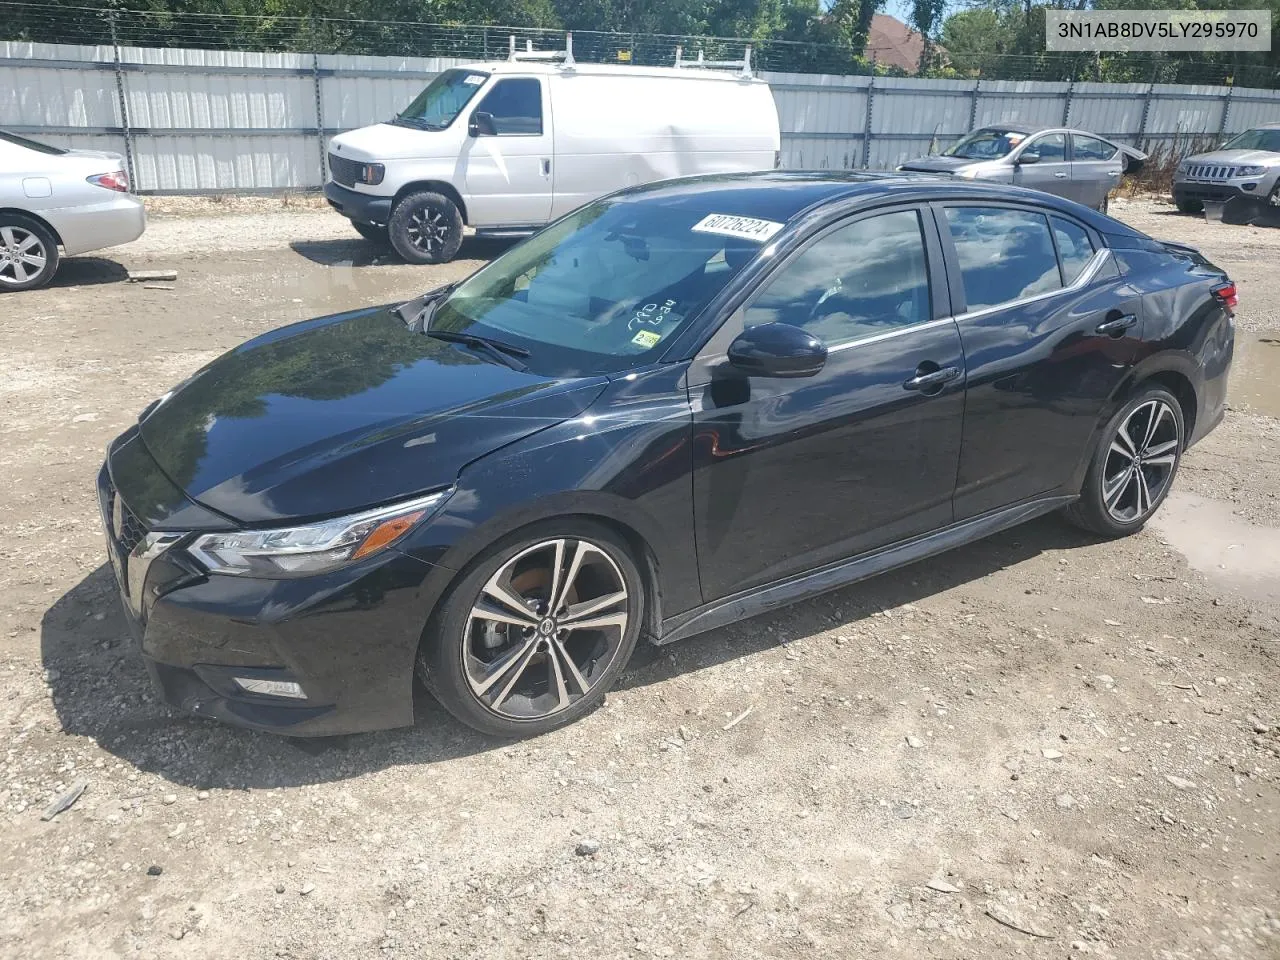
631;330;663;349
463;74;486;85
691;214;784;243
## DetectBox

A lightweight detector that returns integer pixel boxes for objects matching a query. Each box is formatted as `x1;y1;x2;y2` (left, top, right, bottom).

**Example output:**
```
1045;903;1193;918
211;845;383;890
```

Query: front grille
105;480;147;554
327;152;362;188
1185;163;1236;181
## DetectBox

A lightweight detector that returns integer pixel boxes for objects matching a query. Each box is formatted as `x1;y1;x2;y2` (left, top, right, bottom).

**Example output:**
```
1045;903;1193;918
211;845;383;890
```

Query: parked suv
1172;123;1280;213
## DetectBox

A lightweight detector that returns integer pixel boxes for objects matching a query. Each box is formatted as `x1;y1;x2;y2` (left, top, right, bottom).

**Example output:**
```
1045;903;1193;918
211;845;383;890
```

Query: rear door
462;76;554;227
689;205;966;599
1012;132;1073;201
937;203;1143;519
1070;134;1124;210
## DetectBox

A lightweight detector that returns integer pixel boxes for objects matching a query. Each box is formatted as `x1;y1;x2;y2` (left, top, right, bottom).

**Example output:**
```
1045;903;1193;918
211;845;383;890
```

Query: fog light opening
234;677;307;700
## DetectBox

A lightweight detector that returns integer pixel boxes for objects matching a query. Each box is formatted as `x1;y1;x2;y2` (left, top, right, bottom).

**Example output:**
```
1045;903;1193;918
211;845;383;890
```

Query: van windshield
395;69;488;130
429;198;778;376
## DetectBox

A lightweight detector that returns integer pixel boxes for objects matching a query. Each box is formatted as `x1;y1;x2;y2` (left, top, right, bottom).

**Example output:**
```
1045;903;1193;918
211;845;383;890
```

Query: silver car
898;124;1146;214
0;130;146;292
1172;123;1280;213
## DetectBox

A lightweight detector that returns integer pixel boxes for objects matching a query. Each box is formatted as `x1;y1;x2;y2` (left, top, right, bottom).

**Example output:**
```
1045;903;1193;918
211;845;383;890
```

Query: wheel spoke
1103;468;1132;511
1135;469;1152;515
16;233;39;253
545;539;567;617
468;635;539;698
1145;438;1178;459
480;576;539;625
1114;422;1138;459
471;601;536;629
561;591;628;625
550;636;591;695
562;611;628;632
19;252;45;269
0;226;15;247
1141;402;1168;449
552;540;592;613
546;641;570;711
1108;441;1134;464
10;260;28;282
1144;453;1177;468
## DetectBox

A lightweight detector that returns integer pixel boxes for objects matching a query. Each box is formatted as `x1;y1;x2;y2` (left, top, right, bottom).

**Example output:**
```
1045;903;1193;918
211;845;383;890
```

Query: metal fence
5;37;1280;194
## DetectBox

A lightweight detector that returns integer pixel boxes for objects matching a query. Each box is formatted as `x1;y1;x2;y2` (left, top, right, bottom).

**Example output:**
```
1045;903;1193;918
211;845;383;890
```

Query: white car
323;39;780;264
0;130;146;291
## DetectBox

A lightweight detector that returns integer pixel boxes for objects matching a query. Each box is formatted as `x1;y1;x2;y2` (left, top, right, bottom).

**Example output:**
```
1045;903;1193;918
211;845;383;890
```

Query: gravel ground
1;196;1278;960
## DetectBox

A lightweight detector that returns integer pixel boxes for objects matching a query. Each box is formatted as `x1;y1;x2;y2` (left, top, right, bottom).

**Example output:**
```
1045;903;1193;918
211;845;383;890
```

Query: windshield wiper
390;114;428;129
426;329;530;371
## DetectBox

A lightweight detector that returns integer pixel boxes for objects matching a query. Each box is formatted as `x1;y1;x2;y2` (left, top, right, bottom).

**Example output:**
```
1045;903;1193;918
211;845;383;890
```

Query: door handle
1054;171;1068;178
903;365;961;392
1095;313;1137;337
541;158;551;176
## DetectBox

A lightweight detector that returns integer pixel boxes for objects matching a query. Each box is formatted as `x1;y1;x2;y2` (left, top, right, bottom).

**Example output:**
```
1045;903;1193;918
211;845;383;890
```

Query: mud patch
1230;331;1280;418
1150;491;1280;604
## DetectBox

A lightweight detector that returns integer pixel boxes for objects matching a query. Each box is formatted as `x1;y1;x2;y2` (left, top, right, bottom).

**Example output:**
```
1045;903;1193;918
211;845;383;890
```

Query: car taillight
1211;281;1238;310
87;171;130;193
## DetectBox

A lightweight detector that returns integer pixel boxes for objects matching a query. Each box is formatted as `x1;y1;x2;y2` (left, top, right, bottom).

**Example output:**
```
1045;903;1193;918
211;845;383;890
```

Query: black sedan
99;172;1236;738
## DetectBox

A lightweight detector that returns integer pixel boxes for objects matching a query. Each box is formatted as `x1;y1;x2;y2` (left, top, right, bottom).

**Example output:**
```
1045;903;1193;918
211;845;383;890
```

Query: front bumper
98;455;442;737
323;180;393;226
1173;175;1278;205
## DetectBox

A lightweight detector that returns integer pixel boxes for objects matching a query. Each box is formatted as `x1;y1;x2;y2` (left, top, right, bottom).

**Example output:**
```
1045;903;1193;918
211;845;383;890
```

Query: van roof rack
508;33;576;68
673;44;753;79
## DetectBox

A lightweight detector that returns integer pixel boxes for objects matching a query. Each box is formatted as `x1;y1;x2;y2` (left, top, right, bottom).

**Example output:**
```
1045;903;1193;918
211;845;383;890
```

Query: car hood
1185;149;1280;166
328;123;452;162
138;304;607;525
897;155;976;173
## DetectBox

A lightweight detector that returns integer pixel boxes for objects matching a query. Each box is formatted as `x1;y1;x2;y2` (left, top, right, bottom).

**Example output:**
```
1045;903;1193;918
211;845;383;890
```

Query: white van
323;38;781;264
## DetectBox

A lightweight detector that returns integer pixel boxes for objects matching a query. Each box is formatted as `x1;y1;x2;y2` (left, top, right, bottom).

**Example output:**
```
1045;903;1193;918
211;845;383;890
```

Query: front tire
418;520;645;737
388;191;463;264
0;216;59;292
1175;197;1203;214
1065;386;1185;537
351;220;388;244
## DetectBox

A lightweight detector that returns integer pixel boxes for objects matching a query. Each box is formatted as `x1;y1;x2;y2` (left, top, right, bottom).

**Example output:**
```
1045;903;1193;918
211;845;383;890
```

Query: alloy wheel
462;538;631;721
0;226;48;287
1101;398;1180;523
407;207;449;255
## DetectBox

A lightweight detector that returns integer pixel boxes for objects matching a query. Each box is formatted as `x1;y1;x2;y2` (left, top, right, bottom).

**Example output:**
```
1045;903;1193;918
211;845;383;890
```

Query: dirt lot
2;195;1279;960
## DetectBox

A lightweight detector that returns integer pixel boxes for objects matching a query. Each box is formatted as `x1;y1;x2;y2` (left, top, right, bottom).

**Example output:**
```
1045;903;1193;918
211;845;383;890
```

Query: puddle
1231;331;1280;418
1150;492;1280;605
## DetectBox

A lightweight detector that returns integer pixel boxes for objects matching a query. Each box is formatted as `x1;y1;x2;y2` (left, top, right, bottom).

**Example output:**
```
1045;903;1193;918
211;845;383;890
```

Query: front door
937;203;1143;518
462;77;554;228
1013;132;1073;201
690;206;967;601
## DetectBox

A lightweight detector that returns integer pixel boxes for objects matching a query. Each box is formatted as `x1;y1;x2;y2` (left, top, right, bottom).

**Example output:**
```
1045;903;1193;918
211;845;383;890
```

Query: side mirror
469;111;497;137
1017;151;1041;165
727;323;827;379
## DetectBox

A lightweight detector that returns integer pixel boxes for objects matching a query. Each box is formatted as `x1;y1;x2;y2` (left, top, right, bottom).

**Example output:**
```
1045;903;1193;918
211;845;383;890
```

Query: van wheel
388;191;463;265
351;220;388;244
0;216;59;292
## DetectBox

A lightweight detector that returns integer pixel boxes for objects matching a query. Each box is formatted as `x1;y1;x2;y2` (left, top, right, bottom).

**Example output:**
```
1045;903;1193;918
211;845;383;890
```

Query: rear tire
1175;197;1203;214
0;215;59;292
1064;385;1185;538
388;191;463;265
418;519;645;738
351;220;388;244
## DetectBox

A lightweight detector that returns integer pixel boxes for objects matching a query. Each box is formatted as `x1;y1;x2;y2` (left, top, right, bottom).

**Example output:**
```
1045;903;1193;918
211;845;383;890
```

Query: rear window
0;130;67;156
1073;135;1117;161
1051;216;1095;284
945;206;1063;311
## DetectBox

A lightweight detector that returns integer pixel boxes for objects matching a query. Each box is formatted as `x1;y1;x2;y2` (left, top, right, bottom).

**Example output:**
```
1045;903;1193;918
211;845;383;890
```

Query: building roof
865;14;929;73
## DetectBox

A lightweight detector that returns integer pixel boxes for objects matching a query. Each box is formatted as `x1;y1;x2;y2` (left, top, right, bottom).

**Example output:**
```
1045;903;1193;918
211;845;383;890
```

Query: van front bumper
323;181;393;225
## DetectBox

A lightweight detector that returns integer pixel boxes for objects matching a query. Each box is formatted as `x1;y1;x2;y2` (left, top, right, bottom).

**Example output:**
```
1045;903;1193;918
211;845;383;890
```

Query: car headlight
359;163;385;185
189;489;451;577
1235;165;1265;177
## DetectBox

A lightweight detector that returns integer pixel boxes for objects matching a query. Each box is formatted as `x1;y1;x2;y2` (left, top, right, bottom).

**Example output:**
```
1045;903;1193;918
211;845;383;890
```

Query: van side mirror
1017;151;1041;165
727;323;827;378
469;111;497;137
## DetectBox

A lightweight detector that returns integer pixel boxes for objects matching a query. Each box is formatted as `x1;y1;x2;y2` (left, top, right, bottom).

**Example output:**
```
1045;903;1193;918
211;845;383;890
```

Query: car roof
454;61;766;84
609;171;1146;244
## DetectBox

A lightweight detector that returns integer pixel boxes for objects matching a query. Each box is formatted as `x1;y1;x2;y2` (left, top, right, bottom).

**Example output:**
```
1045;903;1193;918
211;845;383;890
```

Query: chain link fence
2;0;1277;87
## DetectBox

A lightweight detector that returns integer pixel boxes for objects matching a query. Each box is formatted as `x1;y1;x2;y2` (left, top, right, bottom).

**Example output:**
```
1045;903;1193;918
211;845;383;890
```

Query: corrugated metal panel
1067;82;1147;138
868;137;938;170
779;135;862;170
133;134;314;191
1230;89;1280;132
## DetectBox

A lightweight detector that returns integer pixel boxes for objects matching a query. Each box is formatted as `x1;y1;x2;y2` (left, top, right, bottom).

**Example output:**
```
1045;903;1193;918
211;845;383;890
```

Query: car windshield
0;130;67;155
1220;128;1280;153
396;69;488;130
430;198;778;376
944;128;1028;160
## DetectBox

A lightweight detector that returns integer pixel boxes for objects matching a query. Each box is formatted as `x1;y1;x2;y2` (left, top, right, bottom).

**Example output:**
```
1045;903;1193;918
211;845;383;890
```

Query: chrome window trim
950;247;1111;324
825;317;957;354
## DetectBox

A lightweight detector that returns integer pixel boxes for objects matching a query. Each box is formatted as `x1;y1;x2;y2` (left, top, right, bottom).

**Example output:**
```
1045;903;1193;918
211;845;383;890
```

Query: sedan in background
1172;123;1280;213
898;124;1146;213
98;173;1233;740
0;130;146;291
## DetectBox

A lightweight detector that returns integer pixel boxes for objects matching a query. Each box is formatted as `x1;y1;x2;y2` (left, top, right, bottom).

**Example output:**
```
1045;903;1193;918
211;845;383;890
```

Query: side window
1027;133;1066;161
945;206;1062;311
1073;135;1117;161
1051;216;1095;284
475;78;543;136
744;210;931;347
